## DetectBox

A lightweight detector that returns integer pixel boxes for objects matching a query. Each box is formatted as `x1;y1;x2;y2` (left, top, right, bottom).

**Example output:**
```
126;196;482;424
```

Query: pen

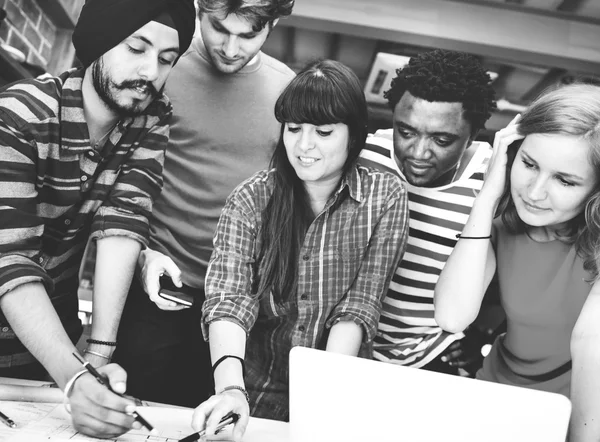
72;353;155;433
0;410;16;428
178;411;239;442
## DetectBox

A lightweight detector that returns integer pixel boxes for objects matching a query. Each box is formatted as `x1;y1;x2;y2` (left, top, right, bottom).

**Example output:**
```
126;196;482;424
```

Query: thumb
101;363;128;395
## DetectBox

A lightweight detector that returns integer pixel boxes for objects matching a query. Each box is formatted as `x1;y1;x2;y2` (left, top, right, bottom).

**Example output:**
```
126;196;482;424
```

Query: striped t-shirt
0;68;171;364
359;129;491;367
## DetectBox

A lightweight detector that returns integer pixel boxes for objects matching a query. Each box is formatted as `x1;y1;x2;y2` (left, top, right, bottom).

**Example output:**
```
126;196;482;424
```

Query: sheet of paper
0;401;55;440
2;404;289;442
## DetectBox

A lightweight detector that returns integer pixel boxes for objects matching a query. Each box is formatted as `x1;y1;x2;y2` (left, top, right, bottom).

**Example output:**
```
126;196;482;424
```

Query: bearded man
0;0;195;437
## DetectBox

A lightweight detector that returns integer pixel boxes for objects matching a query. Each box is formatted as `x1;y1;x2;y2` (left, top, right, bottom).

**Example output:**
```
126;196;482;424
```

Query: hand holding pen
179;411;239;442
69;353;156;437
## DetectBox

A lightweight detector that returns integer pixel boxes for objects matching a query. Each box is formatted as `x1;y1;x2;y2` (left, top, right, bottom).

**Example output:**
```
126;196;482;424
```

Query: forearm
326;320;363;356
569;289;600;442
90;236;141;355
434;198;496;333
208;321;247;392
0;283;81;388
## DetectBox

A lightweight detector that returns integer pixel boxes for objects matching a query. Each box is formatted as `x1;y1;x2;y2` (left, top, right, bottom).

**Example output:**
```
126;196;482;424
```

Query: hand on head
481;114;524;206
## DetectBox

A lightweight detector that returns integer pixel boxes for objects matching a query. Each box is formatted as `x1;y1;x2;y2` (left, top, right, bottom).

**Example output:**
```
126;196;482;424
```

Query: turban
72;0;196;67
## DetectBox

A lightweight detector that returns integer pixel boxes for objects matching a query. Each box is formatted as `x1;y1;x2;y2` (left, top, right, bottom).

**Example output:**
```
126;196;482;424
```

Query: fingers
140;250;183;309
192;391;250;441
68;372;136;438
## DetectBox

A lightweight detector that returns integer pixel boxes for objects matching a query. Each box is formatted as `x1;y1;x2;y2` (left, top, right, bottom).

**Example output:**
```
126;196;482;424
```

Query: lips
521;198;549;212
404;160;432;175
298;156;319;165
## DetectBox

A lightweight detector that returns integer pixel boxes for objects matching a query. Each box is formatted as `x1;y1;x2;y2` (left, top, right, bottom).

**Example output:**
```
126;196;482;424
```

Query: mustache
115;79;160;97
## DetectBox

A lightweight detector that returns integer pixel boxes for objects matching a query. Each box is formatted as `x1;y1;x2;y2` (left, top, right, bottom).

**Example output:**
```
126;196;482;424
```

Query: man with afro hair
360;48;497;375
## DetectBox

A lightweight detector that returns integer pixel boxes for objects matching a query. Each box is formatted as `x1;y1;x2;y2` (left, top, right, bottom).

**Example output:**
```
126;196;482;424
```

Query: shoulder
0;74;62;125
359;130;399;174
259;52;295;81
226;169;274;210
355;163;407;202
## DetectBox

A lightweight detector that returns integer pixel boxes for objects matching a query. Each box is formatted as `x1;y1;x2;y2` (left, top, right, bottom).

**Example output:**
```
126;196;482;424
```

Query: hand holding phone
158;275;195;307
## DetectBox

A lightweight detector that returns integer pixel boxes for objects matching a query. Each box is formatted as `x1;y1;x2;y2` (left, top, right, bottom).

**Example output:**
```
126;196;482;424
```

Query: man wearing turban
0;0;194;438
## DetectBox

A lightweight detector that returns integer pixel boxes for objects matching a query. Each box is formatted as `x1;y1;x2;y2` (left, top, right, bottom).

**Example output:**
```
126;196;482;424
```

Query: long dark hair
255;59;368;303
496;83;600;280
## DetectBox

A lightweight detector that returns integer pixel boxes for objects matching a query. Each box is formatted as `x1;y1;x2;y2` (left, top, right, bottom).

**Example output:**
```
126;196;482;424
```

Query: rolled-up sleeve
90;112;170;247
326;183;409;341
202;187;261;341
0;112;53;297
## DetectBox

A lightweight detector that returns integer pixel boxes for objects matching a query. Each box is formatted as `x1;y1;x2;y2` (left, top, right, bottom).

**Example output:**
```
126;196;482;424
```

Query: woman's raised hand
481;114;524;206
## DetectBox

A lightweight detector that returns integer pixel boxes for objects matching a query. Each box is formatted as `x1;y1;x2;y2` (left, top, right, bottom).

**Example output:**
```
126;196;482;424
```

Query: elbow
434;301;471;334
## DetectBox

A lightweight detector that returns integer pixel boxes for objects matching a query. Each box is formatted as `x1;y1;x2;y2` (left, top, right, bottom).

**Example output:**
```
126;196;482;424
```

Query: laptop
289;347;571;442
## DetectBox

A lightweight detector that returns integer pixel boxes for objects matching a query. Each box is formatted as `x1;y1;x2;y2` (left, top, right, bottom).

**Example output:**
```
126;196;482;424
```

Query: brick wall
0;0;56;70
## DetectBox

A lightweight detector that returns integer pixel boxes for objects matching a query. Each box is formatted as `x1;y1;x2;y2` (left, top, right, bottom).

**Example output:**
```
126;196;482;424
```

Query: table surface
0;378;289;442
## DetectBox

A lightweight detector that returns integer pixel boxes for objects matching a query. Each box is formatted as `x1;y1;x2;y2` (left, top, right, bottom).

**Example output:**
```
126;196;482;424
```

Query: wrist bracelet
456;234;492;239
86;338;117;347
212;355;245;377
219;385;250;404
83;349;111;360
63;369;88;414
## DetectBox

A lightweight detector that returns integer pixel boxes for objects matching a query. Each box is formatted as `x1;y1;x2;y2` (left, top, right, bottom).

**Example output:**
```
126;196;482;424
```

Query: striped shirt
202;164;409;419
0;68;171;362
359;129;491;367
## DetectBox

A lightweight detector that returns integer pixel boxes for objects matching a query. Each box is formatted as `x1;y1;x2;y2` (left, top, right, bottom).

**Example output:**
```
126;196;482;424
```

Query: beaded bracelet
86;338;117;347
219;385;250;404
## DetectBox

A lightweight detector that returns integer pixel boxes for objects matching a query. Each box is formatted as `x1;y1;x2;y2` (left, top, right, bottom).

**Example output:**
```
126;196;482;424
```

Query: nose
527;175;547;201
297;129;315;152
222;36;239;58
137;55;160;82
410;137;432;161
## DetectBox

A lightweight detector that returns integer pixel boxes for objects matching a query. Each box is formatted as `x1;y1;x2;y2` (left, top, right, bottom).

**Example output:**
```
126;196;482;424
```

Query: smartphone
158;275;195;307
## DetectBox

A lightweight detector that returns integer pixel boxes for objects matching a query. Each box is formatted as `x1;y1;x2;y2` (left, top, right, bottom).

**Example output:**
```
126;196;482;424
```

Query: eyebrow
520;151;585;181
129;35;180;54
209;17;259;38
395;121;459;139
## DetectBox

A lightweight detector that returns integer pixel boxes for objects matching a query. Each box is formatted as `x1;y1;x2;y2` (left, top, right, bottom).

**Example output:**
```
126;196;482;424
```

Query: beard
91;58;163;117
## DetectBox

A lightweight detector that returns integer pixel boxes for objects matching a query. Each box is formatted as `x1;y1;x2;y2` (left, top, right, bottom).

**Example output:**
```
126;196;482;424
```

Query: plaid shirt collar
333;162;363;204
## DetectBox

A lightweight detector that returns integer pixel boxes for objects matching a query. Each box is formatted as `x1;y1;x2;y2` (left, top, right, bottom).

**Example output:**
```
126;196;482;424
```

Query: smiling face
199;11;272;74
510;133;597;235
92;21;179;116
284;122;350;190
393;91;474;187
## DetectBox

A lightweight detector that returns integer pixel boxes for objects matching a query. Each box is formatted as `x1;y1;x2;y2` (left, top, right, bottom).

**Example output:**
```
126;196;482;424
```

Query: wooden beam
281;0;600;75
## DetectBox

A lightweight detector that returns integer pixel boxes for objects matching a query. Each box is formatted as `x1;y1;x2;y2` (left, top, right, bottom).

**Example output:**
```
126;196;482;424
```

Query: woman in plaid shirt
193;60;410;439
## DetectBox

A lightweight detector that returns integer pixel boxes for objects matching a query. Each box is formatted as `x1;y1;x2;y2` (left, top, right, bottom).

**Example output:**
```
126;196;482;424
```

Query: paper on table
4;404;289;442
0;401;55;440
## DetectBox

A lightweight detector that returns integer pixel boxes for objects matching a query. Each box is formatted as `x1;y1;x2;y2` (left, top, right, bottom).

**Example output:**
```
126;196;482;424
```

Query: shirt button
64;219;71;226
87;150;95;157
81;175;88;182
1;327;9;332
38;256;44;263
300;293;307;300
298;325;306;332
302;255;310;261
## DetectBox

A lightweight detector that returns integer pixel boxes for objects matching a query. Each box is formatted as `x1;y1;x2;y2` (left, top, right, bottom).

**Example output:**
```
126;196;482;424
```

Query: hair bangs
275;73;351;126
